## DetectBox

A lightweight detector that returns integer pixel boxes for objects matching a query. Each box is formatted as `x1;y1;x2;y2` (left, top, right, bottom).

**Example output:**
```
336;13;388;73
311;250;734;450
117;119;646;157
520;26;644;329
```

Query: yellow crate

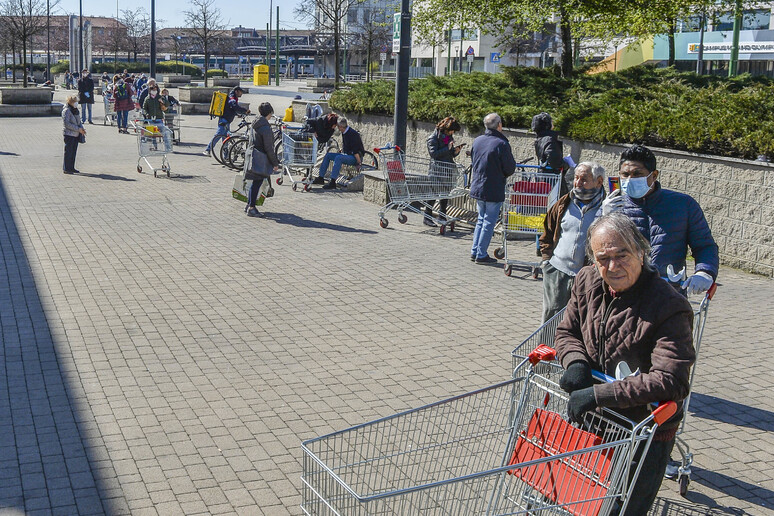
507;212;545;231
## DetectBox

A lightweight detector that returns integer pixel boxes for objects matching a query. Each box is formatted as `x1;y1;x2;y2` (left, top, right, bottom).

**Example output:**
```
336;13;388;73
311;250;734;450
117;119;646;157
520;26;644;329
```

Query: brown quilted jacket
555;265;695;430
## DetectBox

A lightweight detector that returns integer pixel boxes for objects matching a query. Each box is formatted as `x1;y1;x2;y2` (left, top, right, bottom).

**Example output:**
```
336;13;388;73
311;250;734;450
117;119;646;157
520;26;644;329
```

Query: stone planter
162;74;192;85
211;78;239;87
306;78;335;88
177;86;231;103
0;87;54;105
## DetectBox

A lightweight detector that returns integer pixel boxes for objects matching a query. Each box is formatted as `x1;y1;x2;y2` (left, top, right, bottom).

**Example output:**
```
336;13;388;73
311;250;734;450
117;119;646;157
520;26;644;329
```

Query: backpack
115;83;130;100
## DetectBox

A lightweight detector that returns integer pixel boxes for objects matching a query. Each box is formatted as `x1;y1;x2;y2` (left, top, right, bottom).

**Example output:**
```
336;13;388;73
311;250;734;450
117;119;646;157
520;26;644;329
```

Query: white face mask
150;91;158;98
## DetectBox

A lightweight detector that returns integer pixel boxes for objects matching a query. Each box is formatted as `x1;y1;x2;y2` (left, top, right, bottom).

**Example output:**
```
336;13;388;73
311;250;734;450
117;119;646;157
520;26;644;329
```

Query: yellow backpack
209;91;227;117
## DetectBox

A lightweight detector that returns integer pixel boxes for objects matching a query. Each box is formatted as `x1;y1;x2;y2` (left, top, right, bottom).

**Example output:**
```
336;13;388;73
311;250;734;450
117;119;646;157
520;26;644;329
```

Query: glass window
714;9;771;31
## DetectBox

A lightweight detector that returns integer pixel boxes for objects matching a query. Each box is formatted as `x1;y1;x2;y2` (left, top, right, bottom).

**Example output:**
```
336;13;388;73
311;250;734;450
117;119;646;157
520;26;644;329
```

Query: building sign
688;42;774;54
393;13;401;53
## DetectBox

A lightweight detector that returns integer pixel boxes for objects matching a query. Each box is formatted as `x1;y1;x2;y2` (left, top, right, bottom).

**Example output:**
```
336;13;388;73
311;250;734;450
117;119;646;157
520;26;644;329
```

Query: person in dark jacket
539;162;605;322
62;95;86;174
77;69;95;124
424;116;463;226
532;112;568;195
204;86;250;156
245;102;281;217
142;84;166;121
469;113;516;263
604;144;719;295
112;77;134;134
316;117;364;190
137;78;157;112
555;213;695;516
306;112;339;149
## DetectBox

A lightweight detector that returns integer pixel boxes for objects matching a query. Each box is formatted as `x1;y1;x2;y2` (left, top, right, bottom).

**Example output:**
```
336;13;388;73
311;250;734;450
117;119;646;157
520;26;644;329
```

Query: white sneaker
202;150;211;156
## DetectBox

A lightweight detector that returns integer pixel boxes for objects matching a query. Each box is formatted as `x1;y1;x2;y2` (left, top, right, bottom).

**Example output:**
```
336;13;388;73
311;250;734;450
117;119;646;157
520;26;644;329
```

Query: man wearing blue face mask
602;144;718;295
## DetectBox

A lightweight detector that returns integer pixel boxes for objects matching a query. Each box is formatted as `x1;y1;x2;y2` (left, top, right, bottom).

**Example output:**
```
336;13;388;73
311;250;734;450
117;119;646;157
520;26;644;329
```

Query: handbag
250;148;272;177
79;133;86;144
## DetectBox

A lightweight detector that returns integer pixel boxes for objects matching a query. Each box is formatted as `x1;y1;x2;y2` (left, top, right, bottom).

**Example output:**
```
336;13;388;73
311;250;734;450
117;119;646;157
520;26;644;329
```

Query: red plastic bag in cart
508;408;613;516
511;180;552;207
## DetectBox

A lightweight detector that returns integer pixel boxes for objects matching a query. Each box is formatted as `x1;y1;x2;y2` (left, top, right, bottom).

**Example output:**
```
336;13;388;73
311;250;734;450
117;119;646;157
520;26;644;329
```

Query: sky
57;0;309;31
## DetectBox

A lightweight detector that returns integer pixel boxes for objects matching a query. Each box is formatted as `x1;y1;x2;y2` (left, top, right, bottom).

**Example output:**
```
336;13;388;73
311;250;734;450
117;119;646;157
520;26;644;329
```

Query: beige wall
347;112;774;277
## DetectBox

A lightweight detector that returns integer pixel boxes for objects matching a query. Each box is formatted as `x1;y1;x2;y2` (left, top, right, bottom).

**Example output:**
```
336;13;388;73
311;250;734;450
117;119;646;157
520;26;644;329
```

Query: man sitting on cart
316;117;364;190
554;213;695;516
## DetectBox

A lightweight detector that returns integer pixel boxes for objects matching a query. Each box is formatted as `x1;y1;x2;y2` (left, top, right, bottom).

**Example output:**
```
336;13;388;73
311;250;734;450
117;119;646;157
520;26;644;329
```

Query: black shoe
322;179;337;190
423;217;437;227
63;170;72;174
71;169;80;174
247;207;264;218
88;121;94;125
475;255;498;264
470;254;476;261
244;204;249;213
312;176;326;185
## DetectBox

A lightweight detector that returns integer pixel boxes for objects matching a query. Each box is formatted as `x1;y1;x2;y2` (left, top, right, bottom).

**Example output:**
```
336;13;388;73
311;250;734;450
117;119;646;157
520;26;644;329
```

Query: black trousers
424;198;448;218
618;436;675;515
247;176;266;207
63;135;79;172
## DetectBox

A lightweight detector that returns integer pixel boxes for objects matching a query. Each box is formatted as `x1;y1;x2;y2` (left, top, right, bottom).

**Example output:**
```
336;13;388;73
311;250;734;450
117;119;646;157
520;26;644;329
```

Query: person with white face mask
539;162;606;322
601;144;718;295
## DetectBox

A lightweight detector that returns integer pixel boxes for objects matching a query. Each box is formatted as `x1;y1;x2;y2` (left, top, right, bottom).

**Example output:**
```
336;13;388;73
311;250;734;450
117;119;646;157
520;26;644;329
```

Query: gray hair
483;113;501;130
586;213;652;269
337;117;348;128
575;161;605;181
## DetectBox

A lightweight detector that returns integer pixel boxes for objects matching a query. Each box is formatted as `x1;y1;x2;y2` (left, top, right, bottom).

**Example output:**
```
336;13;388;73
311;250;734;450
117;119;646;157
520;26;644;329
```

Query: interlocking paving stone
0;83;772;515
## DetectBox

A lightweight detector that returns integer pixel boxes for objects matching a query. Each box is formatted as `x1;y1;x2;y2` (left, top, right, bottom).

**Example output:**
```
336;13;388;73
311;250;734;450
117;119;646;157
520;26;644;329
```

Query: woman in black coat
245;103;281;217
424;116;462;226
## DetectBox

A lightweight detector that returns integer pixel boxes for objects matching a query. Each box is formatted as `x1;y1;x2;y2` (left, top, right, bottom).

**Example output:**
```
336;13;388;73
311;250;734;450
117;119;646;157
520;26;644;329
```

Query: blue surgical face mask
620;173;653;199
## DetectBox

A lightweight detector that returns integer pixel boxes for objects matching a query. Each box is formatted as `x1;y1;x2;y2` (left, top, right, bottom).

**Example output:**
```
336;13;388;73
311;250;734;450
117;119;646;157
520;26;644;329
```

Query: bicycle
212;114;254;168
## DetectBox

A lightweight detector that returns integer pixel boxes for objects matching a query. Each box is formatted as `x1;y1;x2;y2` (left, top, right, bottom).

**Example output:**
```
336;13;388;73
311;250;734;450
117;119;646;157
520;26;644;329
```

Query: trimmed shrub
331;65;774;160
206;69;228;78
50;60;204;78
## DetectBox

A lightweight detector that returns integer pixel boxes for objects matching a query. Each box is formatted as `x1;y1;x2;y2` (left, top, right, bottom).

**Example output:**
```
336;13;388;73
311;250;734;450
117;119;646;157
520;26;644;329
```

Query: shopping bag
250;148;272;177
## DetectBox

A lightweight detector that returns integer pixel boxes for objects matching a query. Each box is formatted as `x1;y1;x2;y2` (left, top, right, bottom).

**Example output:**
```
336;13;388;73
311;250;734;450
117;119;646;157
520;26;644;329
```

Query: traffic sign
393;13;401;53
466;55;474;62
466;46;475;56
490;52;501;63
380;52;387;61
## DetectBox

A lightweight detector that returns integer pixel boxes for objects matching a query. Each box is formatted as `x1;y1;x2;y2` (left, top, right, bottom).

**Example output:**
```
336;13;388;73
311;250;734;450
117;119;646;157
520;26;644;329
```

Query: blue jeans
116;110;128;128
471;200;502;259
247;176;266;207
319;152;358;180
81;102;92;122
206;119;229;152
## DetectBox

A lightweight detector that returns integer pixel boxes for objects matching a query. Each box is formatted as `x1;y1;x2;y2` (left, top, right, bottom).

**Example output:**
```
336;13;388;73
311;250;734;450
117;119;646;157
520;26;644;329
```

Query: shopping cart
164;108;182;144
135;120;173;177
375;144;467;235
493;165;562;278
302;345;677;515
102;93;116;126
276;126;318;192
511;281;718;496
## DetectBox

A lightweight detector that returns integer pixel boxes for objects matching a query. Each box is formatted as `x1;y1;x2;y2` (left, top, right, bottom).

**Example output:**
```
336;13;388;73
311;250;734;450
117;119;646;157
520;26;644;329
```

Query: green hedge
206;69;228;78
50;60;204;78
330;66;774;160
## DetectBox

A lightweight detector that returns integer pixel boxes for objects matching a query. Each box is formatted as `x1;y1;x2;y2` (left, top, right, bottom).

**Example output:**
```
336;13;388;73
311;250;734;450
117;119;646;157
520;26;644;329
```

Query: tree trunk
559;6;573;77
12;42;17;83
668;19;676;66
366;32;372;82
22;37;28;88
204;41;209;87
333;22;340;89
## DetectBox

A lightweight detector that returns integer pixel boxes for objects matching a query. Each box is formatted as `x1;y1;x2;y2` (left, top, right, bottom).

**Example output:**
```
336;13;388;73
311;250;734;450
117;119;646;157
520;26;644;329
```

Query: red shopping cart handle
707;282;718;300
528;344;557;365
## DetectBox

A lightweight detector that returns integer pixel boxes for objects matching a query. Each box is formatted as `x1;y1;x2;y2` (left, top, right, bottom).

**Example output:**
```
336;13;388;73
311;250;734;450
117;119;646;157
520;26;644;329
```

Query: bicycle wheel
212;135;229;165
228;137;248;170
274;138;283;163
361;150;378;170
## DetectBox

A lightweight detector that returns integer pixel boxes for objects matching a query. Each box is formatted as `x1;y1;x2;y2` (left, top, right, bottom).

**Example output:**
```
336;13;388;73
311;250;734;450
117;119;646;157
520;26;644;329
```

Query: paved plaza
0;83;772;515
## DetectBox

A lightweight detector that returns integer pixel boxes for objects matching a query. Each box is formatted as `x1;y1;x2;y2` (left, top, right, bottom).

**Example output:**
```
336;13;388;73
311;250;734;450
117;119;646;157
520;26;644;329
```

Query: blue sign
466;46;475;56
490;52;501;63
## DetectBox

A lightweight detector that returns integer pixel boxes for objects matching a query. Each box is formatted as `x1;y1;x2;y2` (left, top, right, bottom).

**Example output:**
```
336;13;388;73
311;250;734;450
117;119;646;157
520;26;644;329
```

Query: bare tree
108;22;128;73
349;7;391;82
1;0;51;87
296;0;363;88
120;7;150;62
184;0;226;87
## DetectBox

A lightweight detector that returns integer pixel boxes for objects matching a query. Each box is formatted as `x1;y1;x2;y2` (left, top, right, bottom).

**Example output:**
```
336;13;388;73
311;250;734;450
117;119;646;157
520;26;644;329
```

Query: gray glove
602;189;625;216
682;272;713;296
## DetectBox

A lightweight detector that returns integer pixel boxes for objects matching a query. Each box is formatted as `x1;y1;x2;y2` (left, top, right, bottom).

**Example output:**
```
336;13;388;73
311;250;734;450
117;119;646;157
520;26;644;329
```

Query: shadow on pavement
75;171;136;181
689;466;772;514
264;212;377;234
0;151;19;156
650;496;750;515
690;392;774;432
0;176;112;513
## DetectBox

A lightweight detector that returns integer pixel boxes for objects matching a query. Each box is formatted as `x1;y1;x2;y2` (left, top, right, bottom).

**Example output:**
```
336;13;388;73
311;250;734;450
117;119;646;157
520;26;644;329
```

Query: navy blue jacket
469;129;516;202
621;182;719;280
341;126;365;159
221;94;248;124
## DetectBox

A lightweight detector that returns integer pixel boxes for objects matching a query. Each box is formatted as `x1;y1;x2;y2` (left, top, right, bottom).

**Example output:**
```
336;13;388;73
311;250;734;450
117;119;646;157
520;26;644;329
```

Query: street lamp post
79;0;84;71
149;0;156;77
46;0;50;81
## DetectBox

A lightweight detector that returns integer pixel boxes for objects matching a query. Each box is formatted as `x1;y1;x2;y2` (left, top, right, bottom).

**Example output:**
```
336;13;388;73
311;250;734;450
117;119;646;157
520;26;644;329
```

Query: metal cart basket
103;93;116;126
277;128;318;191
302;346;677;515
136;121;173;177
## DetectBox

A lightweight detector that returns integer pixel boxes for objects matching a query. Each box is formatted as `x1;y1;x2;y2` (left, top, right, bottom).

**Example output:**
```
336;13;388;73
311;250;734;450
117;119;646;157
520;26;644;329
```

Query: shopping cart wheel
532;267;540;279
494;247;505;260
276;177;283;186
449;221;455;232
153;170;157;177
379;218;388;229
292;183;298;192
504;265;512;277
304;183;311;192
439;224;446;235
679;475;689;496
397;213;407;224
137;165;142;174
